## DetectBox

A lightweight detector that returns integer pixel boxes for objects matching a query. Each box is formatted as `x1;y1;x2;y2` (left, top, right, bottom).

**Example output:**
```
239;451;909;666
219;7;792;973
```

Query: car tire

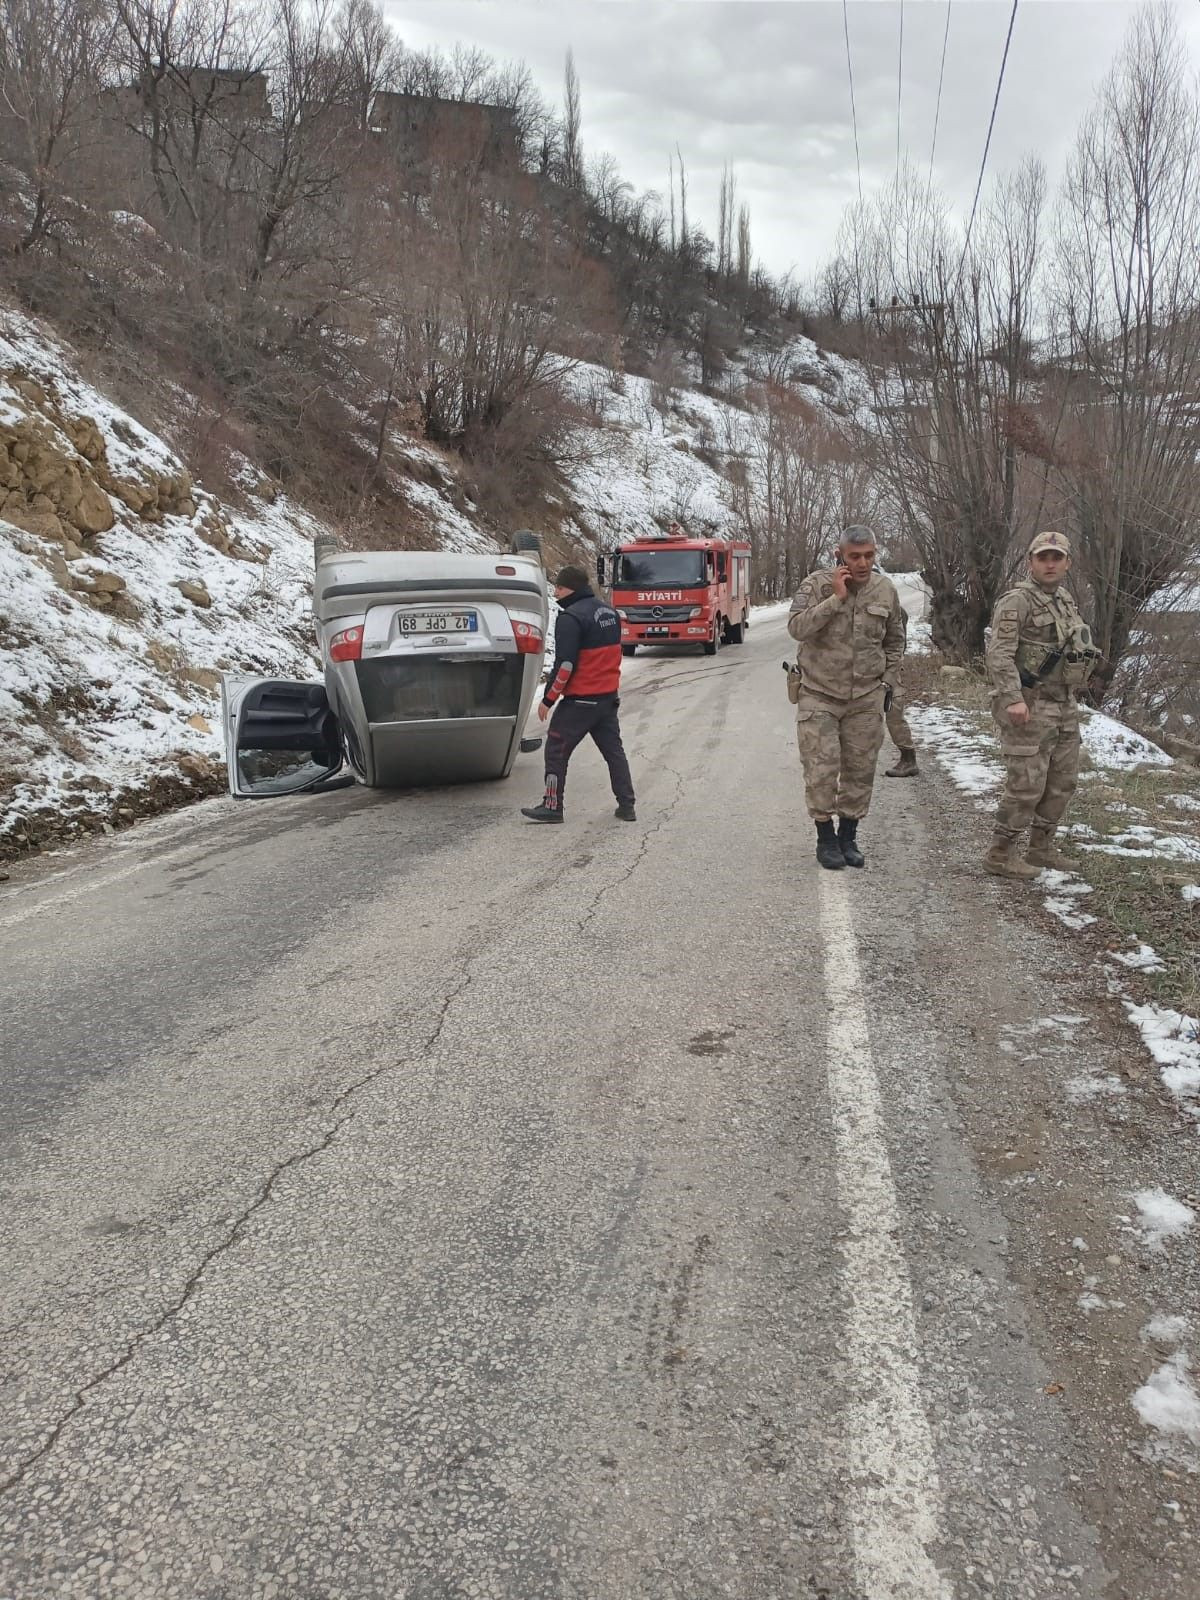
511;530;541;557
703;619;721;656
622;644;636;657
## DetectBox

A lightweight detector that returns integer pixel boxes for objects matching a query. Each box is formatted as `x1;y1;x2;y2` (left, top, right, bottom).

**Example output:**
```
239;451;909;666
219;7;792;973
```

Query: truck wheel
703;619;721;656
510;530;541;557
621;643;636;658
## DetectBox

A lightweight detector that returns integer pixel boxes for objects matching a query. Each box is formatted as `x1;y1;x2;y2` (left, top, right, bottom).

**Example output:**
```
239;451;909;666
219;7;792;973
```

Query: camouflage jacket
787;569;906;702
986;579;1091;706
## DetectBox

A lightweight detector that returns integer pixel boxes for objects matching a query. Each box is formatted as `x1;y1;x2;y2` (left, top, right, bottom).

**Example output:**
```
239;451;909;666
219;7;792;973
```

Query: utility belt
782;661;891;710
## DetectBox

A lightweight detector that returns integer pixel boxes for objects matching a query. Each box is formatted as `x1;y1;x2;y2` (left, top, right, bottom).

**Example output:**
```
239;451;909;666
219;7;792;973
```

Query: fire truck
598;526;752;656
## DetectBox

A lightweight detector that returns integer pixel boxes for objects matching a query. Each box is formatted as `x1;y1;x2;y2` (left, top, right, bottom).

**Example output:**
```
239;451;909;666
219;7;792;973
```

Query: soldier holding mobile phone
787;526;906;870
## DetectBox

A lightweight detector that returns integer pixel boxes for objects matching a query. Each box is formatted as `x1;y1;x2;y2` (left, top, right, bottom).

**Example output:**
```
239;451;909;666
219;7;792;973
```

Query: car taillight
329;626;363;662
512;620;544;655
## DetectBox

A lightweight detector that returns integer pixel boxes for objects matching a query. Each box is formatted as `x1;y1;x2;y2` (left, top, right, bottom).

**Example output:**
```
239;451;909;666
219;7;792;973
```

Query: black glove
883;684;894;714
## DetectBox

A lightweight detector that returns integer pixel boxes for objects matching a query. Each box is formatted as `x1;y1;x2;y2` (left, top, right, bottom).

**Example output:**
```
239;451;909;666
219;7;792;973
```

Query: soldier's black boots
838;817;865;868
521;804;563;823
885;748;918;777
614;803;637;822
815;819;845;870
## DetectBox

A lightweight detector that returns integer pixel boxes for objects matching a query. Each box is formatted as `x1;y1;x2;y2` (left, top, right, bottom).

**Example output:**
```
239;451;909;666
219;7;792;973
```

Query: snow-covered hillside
555;340;868;551
0;311;343;853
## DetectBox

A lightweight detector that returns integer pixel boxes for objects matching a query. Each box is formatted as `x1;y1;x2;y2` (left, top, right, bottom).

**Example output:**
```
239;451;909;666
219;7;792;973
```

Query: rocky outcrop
99;462;197;522
174;579;212;608
0;367;202;549
1;383;117;546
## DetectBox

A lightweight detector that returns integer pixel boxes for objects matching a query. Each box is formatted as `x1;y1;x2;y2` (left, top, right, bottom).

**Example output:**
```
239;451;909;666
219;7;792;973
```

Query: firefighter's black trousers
541;694;635;814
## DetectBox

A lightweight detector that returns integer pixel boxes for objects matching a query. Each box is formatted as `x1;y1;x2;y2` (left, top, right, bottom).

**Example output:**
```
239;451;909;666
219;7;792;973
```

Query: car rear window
356;656;524;722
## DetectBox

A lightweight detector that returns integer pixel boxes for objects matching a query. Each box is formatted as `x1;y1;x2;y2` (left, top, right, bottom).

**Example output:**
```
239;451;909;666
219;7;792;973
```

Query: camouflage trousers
992;690;1081;841
795;686;886;820
886;680;914;750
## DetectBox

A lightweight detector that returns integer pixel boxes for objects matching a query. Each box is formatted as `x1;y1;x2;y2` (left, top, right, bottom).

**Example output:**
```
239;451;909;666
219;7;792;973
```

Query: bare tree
814;253;854;323
1049;2;1200;700
716;163;733;281
852;161;1050;659
667;150;676;254
335;0;399;131
736;202;752;293
562;46;582;190
378;155;611;453
1;0;117;253
731;375;875;598
675;142;688;249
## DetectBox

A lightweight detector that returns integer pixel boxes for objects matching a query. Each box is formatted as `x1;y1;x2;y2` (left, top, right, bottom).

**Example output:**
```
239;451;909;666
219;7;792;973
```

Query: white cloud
384;0;1200;277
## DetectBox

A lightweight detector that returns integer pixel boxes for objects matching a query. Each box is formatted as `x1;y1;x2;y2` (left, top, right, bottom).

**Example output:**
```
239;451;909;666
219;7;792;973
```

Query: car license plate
646;625;669;635
398;610;478;635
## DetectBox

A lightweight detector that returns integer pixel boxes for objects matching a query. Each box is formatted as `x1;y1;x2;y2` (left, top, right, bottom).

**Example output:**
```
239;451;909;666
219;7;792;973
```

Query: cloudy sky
383;0;1200;281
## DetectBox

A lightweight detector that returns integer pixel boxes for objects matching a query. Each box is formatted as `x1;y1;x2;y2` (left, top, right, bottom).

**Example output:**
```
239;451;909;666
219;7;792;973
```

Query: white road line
819;873;953;1600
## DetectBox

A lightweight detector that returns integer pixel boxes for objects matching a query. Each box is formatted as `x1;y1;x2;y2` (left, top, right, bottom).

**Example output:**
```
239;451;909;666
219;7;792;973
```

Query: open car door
221;675;345;798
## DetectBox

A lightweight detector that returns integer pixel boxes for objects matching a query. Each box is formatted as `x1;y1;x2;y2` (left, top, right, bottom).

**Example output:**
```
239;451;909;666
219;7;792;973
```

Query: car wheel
622;643;636;657
511;530;541;556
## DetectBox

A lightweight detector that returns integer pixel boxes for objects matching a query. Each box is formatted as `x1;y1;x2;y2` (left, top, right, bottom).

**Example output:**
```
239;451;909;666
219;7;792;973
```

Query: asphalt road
2;605;1198;1600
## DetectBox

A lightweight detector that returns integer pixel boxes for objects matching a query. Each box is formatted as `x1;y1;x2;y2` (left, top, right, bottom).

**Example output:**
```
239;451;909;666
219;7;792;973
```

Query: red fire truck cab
599;527;752;656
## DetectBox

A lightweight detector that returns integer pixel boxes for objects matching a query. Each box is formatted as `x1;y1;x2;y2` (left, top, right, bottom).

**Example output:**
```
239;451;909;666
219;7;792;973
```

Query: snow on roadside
1131;1188;1196;1249
1082;711;1174;771
1144;1314;1191;1345
1110;943;1167;973
908;698;1200;1115
1077;827;1200;866
1125;1006;1200;1104
1132;1353;1200;1455
906;704;1002;801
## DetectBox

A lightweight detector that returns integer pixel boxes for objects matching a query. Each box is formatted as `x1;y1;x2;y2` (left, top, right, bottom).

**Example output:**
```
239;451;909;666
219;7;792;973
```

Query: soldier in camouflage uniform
884;606;918;777
984;531;1100;880
788;525;906;870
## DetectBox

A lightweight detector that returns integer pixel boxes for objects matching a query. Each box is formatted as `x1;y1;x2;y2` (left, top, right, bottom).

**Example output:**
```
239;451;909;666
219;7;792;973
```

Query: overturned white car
221;535;549;797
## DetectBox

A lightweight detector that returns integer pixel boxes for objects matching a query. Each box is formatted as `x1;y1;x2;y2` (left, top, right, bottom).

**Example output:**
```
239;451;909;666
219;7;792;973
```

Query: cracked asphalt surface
2;608;1199;1599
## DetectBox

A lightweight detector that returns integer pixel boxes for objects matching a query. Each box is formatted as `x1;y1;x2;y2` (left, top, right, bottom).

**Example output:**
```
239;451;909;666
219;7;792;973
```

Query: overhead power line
956;0;1019;281
896;0;905;182
929;0;952;183
842;0;863;203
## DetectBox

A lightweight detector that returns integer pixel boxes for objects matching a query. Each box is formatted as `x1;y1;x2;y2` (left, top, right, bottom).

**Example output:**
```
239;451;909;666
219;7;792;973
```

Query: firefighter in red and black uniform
521;564;637;825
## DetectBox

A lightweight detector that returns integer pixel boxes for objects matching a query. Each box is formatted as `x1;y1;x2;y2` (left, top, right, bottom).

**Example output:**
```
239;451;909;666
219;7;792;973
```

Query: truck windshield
616;550;707;587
